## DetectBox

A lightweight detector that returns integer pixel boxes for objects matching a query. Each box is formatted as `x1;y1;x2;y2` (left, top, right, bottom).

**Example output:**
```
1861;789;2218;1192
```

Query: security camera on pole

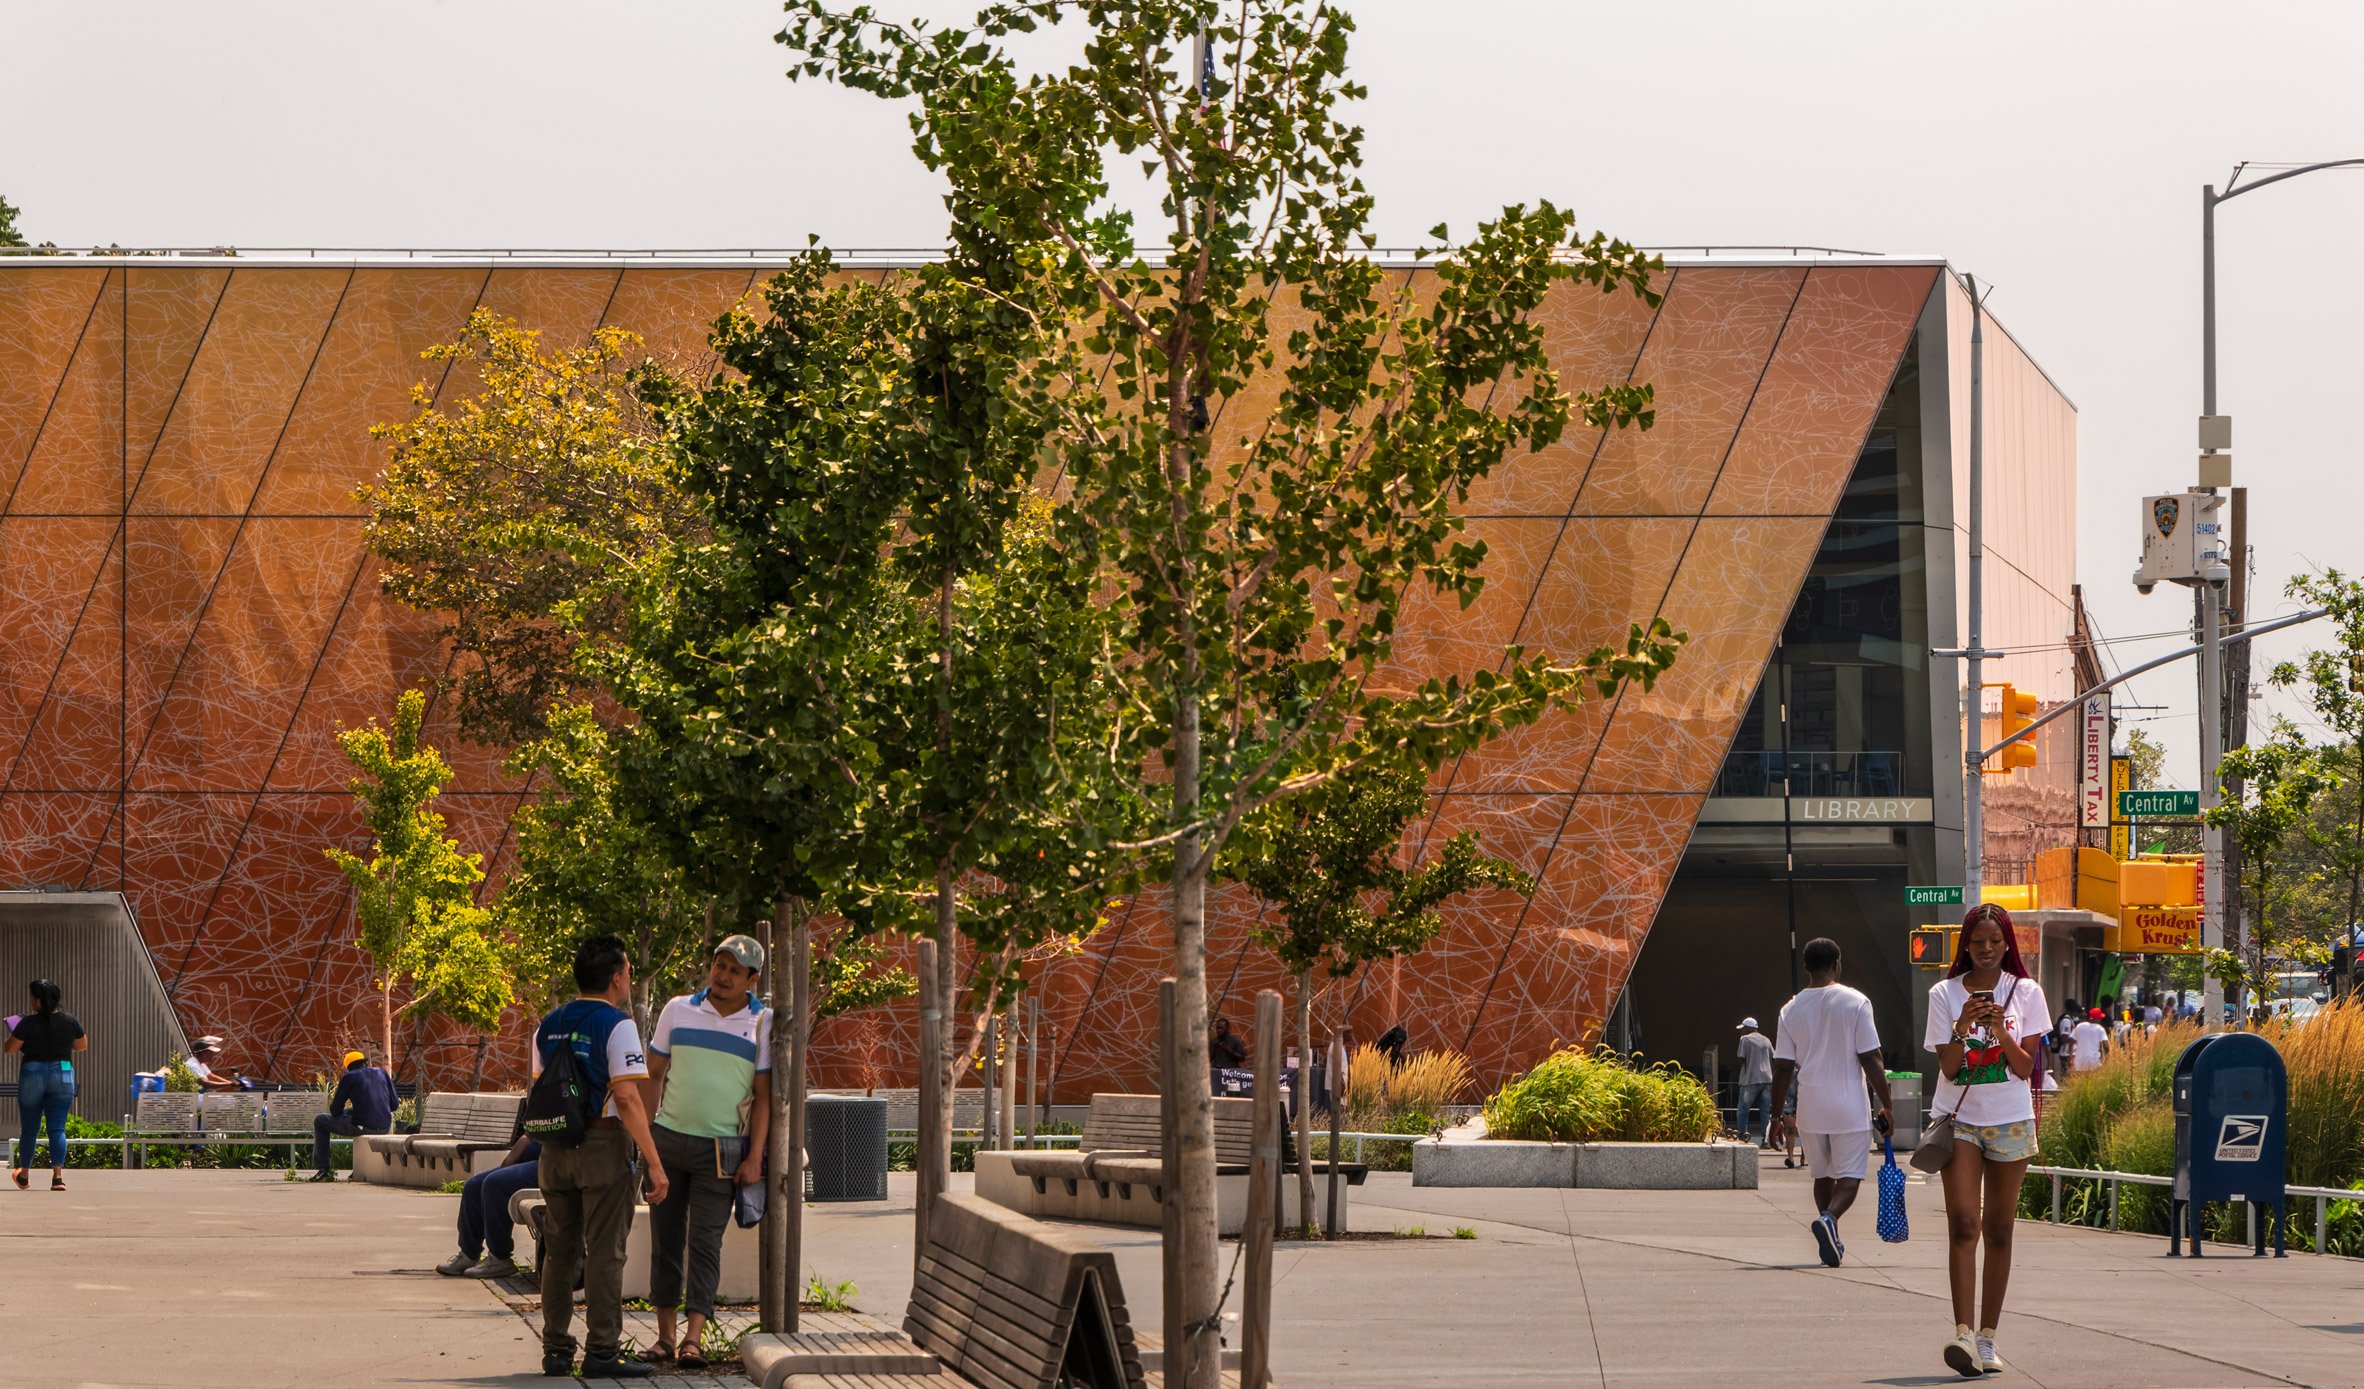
2132;488;2231;1022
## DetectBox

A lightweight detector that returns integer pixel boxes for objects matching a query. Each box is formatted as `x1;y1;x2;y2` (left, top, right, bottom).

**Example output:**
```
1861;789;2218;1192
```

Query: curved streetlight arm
1957;607;2327;767
2217;158;2364;204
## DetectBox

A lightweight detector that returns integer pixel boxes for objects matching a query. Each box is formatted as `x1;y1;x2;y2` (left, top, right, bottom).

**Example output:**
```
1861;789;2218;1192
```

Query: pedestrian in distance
641;934;774;1371
2069;1008;2110;1073
1768;938;1893;1269
6;979;86;1190
436;1132;542;1280
1733;1017;1774;1146
311;1049;397;1181
1927;902;2050;1378
185;1035;243;1090
527;934;668;1379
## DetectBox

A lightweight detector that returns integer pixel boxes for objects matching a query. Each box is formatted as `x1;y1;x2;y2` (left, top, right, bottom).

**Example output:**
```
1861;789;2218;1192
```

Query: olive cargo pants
536;1128;635;1358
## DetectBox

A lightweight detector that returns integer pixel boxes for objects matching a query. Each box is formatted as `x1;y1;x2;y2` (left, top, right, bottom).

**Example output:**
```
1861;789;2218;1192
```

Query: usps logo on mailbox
2215;1114;2269;1163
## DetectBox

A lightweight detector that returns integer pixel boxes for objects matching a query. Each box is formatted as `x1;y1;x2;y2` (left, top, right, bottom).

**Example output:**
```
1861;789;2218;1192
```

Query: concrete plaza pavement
9;1158;2364;1387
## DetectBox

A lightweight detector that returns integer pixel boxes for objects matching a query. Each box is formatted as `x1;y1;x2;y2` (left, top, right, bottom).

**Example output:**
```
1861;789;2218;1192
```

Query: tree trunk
761;897;793;1330
785;909;812;1334
928;862;958;1215
1170;812;1219;1386
381;981;395;1083
1294;969;1315;1236
915;936;944;1272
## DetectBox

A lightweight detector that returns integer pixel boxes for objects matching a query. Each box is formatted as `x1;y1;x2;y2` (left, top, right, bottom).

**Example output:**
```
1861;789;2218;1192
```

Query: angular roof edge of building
0;248;1954;271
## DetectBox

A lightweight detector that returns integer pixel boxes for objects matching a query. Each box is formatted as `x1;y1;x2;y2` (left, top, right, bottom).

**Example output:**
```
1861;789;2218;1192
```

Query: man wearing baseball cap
312;1047;397;1181
640;935;774;1369
1734;1017;1775;1147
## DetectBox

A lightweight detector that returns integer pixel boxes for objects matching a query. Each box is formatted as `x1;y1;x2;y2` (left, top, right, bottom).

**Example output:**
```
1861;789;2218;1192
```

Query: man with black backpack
526;935;668;1379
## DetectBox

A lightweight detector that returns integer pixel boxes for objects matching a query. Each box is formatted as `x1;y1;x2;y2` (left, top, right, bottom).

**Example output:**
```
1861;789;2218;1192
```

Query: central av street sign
2118;789;2200;818
1905;885;1965;906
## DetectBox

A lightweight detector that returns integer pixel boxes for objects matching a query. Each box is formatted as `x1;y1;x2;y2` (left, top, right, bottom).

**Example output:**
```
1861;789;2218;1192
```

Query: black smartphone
1969;989;1995;1005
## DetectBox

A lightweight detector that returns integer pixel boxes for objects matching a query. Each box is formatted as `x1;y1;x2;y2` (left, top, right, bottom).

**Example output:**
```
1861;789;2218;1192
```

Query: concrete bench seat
514;1190;760;1302
976;1093;1364;1234
354;1092;524;1187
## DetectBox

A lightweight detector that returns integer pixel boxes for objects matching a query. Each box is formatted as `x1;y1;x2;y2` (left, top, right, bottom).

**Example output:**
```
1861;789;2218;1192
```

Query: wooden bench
353;1092;523;1187
741;1192;1250;1389
974;1093;1365;1235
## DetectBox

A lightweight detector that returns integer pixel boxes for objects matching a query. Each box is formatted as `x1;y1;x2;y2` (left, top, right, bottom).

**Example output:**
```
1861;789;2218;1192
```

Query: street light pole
1963;275;1991;906
2195;158;2364;1024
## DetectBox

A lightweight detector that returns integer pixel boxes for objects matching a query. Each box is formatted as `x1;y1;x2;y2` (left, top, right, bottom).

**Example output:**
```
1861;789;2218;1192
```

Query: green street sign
2118;789;2199;818
1905;885;1965;906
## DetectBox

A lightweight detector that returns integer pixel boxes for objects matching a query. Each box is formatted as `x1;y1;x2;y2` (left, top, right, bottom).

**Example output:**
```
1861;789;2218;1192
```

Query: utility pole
2194;158;2364;1023
1963;274;1989;904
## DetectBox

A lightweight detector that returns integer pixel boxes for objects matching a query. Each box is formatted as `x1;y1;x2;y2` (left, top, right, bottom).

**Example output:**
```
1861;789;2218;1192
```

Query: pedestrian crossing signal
1910;928;1955;968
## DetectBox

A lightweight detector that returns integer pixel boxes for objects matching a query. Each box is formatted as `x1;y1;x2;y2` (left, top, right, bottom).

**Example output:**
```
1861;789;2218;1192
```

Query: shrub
1482;1047;1719;1143
1385;1051;1473;1117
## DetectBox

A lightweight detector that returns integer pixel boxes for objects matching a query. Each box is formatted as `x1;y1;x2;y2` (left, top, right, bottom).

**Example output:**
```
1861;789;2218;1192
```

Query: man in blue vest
532;935;667;1379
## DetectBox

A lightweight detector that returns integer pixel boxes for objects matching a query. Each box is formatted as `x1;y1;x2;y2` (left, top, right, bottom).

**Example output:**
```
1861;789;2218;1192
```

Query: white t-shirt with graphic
1924;974;2051;1128
1772;983;1881;1135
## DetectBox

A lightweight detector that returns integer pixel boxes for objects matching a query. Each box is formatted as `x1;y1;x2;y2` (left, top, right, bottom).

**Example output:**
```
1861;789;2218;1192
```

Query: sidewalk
8;1162;2364;1386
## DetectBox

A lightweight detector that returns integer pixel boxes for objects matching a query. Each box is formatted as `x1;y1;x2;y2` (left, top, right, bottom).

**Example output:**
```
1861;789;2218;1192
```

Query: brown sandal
677;1347;710;1371
644;1340;675;1366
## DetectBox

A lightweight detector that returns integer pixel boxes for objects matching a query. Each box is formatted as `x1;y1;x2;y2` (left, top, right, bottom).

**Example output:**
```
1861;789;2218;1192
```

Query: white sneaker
1943;1327;1980;1378
1976;1332;2003;1374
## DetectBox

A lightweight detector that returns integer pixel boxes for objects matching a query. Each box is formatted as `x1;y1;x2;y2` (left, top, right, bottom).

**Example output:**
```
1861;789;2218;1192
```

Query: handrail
2025;1161;2364;1253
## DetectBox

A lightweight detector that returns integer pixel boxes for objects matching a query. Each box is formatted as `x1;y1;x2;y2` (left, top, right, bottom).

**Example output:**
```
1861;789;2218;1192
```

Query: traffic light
1992;683;2039;771
1910;928;1956;969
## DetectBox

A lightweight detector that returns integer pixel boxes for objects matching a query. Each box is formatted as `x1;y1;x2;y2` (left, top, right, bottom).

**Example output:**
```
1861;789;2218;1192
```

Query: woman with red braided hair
1925;902;2051;1378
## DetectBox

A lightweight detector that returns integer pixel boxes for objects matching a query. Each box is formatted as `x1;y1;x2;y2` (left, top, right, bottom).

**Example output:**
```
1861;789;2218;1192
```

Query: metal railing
2026;1163;2363;1254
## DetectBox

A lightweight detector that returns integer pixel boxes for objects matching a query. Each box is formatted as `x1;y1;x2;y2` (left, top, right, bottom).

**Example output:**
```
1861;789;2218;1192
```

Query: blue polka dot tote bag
1876;1137;1910;1243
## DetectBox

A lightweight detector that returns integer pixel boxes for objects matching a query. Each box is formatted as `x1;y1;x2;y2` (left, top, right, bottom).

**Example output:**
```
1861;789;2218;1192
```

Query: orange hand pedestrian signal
1909;928;1955;968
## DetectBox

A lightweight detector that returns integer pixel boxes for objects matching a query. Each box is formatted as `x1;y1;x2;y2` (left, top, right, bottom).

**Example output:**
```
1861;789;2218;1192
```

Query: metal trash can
805;1094;889;1201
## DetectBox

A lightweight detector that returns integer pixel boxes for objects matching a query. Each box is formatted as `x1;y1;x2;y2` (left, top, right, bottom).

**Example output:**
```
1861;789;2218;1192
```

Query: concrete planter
1411;1119;1757;1190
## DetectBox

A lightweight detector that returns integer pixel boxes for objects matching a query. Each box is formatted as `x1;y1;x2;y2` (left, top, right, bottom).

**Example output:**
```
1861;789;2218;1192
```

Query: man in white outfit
1769;937;1893;1269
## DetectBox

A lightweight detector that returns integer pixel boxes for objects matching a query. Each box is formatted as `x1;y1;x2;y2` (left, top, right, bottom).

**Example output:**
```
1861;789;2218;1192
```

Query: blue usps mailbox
2168;1032;2287;1257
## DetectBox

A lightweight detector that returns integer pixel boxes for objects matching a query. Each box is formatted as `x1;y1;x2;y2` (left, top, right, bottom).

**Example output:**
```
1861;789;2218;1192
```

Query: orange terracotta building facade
0;254;2070;1096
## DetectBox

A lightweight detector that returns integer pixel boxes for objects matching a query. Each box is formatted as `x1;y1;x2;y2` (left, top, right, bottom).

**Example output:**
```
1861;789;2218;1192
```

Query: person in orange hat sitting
312;1048;397;1181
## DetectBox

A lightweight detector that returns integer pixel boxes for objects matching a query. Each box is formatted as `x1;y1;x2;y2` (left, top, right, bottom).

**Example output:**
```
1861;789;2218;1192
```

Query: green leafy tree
0;194;24;248
614;257;1138;1206
324;690;513;1074
361;311;702;747
783;5;1680;1365
2275;572;2364;935
2206;719;2335;1016
1227;762;1531;1233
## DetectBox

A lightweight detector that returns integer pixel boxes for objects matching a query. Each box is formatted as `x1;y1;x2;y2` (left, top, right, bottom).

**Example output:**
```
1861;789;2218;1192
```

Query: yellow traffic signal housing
1991;683;2039;772
1909;928;1956;969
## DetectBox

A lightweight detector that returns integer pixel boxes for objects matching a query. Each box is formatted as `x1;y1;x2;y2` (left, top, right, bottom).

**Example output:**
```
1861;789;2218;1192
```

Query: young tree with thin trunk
324;690;513;1077
2206;719;2336;1016
1227;762;1530;1236
784;7;1680;1378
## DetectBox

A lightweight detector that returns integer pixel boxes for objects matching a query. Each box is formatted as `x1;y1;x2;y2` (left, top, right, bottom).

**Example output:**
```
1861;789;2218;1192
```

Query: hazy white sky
8;0;2364;782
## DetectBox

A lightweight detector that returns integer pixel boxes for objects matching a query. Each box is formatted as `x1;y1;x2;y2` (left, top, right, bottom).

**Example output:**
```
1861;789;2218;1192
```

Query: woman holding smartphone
1926;903;2049;1377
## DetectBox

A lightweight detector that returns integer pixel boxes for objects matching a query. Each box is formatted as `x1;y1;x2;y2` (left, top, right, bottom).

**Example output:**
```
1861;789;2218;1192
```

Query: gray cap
715;934;766;973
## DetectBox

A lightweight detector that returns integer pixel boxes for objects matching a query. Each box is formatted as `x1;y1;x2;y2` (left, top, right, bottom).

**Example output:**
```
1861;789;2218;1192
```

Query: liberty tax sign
2080;694;2110;829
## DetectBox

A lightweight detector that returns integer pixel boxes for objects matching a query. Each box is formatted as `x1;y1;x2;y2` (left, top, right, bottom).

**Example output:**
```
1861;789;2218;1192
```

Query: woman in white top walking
1925;903;2050;1378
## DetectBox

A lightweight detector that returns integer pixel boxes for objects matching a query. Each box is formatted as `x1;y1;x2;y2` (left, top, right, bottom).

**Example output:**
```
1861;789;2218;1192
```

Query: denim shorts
1955;1119;2038;1163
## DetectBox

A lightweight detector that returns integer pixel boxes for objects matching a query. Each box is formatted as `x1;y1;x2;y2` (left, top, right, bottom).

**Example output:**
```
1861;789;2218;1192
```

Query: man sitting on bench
311;1049;397;1182
437;1133;542;1279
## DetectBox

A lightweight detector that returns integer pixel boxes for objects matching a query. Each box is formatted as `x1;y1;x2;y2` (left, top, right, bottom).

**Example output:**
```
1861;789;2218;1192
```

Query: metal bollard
2109;1178;2120;1233
2318;1194;2330;1255
2051;1173;2062;1223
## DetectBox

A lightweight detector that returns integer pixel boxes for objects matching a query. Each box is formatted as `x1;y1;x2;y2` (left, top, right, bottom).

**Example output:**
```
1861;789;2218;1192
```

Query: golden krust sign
2111;904;2201;955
